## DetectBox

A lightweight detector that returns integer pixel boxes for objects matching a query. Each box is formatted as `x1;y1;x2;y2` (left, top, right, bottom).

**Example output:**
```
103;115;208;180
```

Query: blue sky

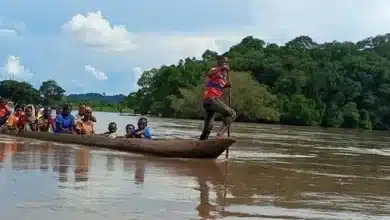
0;0;390;95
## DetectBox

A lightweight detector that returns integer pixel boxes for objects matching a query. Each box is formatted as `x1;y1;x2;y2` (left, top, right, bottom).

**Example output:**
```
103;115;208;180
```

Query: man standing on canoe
199;56;236;140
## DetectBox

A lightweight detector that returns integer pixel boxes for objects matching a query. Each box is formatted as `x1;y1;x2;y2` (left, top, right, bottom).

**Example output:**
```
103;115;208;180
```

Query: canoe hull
0;131;235;159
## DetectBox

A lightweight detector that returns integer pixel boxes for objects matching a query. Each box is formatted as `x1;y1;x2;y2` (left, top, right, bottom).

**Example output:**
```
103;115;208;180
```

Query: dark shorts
203;97;235;117
200;97;236;138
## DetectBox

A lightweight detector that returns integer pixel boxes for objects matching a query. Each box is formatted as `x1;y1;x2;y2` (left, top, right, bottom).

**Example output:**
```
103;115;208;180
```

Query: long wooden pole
223;69;231;210
225;69;231;161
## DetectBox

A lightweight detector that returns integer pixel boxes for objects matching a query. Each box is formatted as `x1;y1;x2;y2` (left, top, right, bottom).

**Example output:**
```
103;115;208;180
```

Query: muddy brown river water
0;112;389;219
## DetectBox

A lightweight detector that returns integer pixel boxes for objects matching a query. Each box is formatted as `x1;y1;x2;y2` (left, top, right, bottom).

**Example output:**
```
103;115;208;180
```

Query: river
0;111;389;219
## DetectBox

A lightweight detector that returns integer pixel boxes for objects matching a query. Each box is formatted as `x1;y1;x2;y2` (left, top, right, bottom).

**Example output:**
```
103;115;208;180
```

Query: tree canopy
122;33;390;130
39;80;66;106
0;80;125;112
0;80;41;105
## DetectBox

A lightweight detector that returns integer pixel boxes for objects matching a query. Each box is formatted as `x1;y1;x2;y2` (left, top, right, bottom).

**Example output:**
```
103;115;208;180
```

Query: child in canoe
127;117;152;139
103;122;118;139
124;124;136;138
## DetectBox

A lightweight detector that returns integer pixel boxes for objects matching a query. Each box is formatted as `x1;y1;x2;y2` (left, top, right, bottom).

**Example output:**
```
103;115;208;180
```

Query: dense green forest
66;93;126;111
122;33;390;130
4;33;390;130
67;93;125;104
0;80;126;112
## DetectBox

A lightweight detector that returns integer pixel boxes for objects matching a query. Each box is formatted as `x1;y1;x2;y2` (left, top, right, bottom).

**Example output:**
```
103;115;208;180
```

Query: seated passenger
55;104;74;134
37;107;44;118
5;104;24;131
55;106;61;116
103;122;118;139
124;124;136;138
37;107;55;132
130;117;152;139
0;98;11;126
74;104;85;121
74;104;97;123
74;107;95;135
19;105;37;131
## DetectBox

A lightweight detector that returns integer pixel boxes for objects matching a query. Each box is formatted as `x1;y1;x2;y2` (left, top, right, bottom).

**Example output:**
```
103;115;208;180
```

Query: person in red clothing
3;104;24;132
199;56;236;140
0;98;11;126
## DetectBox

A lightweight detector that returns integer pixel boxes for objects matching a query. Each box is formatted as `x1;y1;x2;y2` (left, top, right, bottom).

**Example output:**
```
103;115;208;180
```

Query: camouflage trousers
199;97;237;140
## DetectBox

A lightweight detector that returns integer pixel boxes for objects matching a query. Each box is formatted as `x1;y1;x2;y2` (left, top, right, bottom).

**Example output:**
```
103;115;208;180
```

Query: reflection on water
0;143;226;219
75;148;89;182
40;144;50;171
134;160;145;184
58;148;70;183
0;113;390;219
106;155;115;172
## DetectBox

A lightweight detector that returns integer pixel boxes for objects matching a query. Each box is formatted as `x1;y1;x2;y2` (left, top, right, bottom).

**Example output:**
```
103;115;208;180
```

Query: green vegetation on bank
66;93;127;112
121;34;390;130
0;80;127;112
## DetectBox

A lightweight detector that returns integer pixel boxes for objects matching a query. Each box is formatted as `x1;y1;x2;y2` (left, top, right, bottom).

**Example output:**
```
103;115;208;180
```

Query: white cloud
71;79;84;87
62;11;136;52
249;0;390;43
132;67;142;89
0;19;25;37
132;31;247;67
8;0;390;95
60;4;390;63
0;29;18;37
62;11;247;68
0;55;33;80
84;65;107;80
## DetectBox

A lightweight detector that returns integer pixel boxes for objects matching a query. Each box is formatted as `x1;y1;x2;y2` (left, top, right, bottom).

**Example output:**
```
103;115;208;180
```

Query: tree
39;80;65;106
0;80;41;105
122;32;390;131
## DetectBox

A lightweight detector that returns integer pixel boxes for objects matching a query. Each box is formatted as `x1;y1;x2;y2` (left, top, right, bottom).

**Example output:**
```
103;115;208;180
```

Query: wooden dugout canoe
0;131;235;159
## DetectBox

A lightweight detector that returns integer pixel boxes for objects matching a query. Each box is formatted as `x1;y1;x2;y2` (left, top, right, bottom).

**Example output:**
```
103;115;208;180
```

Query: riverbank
69;105;133;114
